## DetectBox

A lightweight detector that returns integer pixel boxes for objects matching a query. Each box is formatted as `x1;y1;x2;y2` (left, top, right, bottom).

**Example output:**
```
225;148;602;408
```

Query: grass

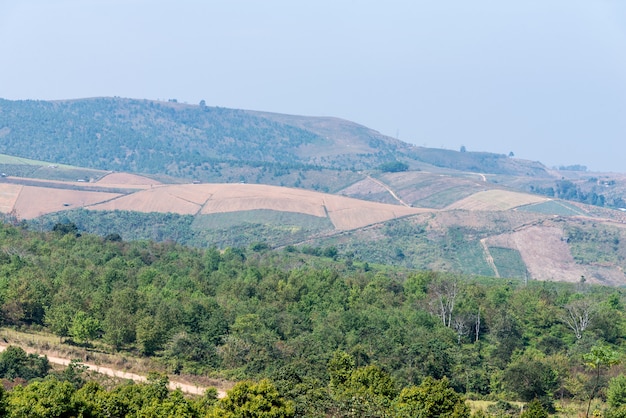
191;210;335;248
518;200;587;216
0;153;56;166
450;241;495;276
193;209;332;230
413;185;481;209
467;398;603;417
489;247;528;279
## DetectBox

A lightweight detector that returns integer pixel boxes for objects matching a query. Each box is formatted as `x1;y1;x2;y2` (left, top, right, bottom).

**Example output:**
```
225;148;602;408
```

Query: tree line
0;221;625;415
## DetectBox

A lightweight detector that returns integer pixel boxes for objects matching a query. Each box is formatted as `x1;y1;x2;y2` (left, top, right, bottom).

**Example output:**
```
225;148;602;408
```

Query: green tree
520;399;548;418
502;351;558;411
608;375;626;408
328;350;355;390
0;346;50;381
582;344;620;418
44;303;74;343
379;161;409;173
210;379;295;418
135;315;166;356
70;311;100;345
6;379;78;418
394;376;470;418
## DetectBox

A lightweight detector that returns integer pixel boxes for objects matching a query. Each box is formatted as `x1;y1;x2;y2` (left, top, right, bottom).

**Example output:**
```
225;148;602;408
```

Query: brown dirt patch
87;185;203;215
484;223;626;285
96;172;161;186
2;179;430;230
485;225;585;282
445;190;547;211
13;186;122;219
0;184;22;213
194;183;427;230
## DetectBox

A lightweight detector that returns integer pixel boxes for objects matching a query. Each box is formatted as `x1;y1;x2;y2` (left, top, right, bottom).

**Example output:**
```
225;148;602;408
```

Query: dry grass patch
0;184;22;213
88;186;203;215
446;190;547;211
96;172;161;186
485;225;588;283
13;187;122;219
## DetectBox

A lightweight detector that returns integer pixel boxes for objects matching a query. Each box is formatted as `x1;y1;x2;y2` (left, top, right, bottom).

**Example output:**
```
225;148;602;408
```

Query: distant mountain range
2;97;626;285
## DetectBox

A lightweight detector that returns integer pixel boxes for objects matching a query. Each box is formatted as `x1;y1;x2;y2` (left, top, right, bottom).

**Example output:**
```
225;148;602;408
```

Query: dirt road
0;344;227;398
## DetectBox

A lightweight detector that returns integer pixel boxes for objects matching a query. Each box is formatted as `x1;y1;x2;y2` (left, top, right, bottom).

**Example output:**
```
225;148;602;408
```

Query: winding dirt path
0;344;227;398
365;175;411;207
480;238;499;278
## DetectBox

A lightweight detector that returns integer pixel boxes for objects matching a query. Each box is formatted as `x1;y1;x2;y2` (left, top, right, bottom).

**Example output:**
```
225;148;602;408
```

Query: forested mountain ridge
0;97;547;179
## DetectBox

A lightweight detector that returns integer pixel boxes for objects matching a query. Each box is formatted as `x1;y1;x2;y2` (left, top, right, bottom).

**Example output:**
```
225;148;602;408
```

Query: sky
1;1;626;172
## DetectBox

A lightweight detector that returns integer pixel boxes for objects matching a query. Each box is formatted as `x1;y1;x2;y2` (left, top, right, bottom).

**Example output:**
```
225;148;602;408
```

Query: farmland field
489;246;528;279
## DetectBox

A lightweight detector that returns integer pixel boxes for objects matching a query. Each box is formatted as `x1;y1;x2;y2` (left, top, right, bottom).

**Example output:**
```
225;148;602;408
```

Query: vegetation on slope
0;221;624;415
0;98;551;182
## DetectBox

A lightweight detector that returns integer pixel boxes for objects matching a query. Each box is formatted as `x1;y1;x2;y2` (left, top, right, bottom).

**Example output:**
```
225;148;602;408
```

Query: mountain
2;97;626;285
0;97;548;179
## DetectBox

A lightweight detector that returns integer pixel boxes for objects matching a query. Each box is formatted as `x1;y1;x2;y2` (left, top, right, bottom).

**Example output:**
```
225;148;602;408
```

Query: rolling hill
2;97;626;284
1;167;626;286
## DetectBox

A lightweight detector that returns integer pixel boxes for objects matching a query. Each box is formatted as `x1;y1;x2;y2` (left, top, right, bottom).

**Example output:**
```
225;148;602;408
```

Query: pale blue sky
1;1;626;172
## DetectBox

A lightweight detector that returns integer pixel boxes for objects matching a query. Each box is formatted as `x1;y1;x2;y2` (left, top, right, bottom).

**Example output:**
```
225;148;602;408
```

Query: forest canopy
0;221;623;416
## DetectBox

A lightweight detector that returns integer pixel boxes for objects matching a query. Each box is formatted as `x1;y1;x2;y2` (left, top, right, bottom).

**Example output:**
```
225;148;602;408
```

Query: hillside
0;97;550;180
0;223;624;416
2;97;626;284
0;167;625;285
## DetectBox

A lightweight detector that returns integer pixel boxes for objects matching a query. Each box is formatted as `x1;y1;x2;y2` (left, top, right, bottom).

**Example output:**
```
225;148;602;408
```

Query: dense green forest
0;221;625;416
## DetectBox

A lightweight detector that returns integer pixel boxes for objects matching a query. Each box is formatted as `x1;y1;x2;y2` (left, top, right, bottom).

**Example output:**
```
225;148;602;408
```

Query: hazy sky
1;1;626;172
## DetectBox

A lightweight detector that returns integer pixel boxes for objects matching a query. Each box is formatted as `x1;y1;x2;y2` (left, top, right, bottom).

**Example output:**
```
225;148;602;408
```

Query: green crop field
412;185;480;209
489;246;528;279
192;210;335;248
518;200;586;216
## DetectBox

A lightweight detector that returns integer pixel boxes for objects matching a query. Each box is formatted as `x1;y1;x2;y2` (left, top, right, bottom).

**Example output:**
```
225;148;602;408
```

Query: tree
394;376;470;418
52;222;79;236
328;350;355;390
502;351;558;411
561;298;594;340
135;315;165;356
6;379;78;418
103;307;136;351
0;346;50;381
609;375;626;409
520;399;548;418
429;276;460;328
44;303;74;343
379;161;409;173
210;379;295;418
329;363;398;417
582;344;620;418
70;311;100;345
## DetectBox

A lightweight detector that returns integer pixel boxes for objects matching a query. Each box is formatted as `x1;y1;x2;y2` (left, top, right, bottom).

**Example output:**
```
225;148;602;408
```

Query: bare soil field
0;176;430;231
12;186;122;219
485;225;587;283
0;183;22;213
96;172;161;186
89;183;428;230
445;190;548;211
88;185;204;215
